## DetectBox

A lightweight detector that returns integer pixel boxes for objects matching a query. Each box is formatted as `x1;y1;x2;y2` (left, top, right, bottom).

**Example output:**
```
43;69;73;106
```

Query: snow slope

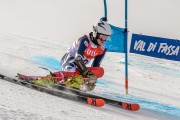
0;33;180;120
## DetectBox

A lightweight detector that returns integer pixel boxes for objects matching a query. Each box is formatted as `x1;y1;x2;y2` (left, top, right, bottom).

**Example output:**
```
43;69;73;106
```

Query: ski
0;73;140;111
17;73;140;111
51;84;140;111
18;75;89;81
0;74;104;107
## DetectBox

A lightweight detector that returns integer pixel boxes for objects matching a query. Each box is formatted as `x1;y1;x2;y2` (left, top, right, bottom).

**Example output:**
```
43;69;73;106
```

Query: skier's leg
60;53;76;72
87;67;104;78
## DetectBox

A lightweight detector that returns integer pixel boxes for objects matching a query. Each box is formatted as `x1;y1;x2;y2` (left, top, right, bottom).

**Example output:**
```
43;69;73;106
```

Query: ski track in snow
0;33;180;120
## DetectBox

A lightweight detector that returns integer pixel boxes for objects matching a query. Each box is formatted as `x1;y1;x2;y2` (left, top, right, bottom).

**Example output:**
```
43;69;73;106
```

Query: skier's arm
75;37;88;73
76;37;88;58
74;37;96;80
74;54;87;73
92;49;107;67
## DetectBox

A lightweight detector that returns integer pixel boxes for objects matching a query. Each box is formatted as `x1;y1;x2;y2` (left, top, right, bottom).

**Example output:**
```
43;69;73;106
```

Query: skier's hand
82;70;96;91
82;70;94;77
82;70;97;84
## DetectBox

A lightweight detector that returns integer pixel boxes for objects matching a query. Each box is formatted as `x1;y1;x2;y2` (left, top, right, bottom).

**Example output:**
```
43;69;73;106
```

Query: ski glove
82;70;97;84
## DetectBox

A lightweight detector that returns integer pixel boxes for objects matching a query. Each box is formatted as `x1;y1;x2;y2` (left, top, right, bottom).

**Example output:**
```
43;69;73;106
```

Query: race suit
61;35;106;72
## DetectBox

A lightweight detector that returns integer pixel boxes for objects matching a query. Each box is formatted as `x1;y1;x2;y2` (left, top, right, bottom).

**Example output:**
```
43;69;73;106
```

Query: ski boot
17;73;57;87
62;75;84;89
33;77;57;87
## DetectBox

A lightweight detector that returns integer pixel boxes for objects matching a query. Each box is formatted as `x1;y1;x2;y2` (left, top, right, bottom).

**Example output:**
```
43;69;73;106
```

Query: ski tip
122;102;140;111
87;98;105;107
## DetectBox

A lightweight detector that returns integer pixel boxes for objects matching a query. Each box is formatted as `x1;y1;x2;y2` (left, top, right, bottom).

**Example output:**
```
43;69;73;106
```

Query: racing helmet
93;21;112;39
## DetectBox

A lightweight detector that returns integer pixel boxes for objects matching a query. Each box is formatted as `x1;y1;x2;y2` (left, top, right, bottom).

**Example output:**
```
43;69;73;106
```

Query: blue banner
104;24;125;52
130;34;180;61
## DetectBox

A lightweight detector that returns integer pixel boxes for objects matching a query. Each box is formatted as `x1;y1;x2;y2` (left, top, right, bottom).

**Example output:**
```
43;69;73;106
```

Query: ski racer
31;20;112;91
59;21;111;90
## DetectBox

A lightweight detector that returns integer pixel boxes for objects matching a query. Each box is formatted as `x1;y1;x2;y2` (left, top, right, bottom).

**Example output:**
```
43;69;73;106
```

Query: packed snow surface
0;34;180;120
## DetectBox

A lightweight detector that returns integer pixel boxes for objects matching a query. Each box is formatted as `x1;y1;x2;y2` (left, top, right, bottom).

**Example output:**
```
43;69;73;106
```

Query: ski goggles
99;34;110;42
